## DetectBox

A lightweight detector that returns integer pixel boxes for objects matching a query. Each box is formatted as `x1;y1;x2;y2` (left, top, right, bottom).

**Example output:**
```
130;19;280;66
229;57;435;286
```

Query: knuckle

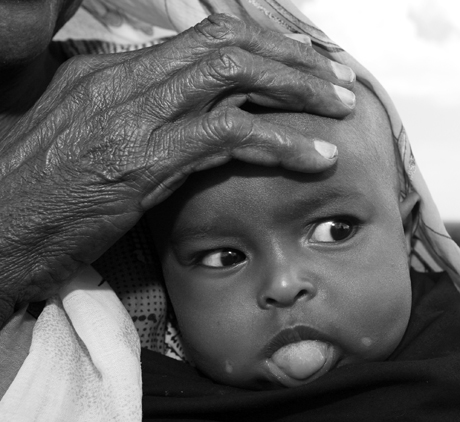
206;46;247;82
205;107;252;144
51;56;102;99
56;55;96;80
208;12;243;28
305;78;323;104
66;78;93;110
310;49;328;69
69;65;125;112
193;13;242;45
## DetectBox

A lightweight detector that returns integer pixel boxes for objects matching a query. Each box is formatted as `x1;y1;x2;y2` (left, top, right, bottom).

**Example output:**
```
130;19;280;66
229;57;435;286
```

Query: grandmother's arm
0;14;355;328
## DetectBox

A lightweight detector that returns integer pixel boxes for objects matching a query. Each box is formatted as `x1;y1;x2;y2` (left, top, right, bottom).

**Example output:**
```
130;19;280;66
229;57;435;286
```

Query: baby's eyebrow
170;223;220;244
273;187;367;223
170;187;368;245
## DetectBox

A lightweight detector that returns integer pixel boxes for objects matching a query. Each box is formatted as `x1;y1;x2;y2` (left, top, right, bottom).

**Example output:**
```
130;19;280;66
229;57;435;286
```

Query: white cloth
0;266;142;422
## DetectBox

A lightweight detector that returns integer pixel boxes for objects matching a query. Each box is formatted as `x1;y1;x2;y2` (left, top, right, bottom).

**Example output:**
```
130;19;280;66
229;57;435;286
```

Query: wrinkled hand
0;14;355;325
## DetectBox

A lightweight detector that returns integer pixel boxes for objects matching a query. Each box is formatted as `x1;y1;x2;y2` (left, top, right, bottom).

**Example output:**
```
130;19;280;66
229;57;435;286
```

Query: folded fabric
0;265;142;422
0;305;35;400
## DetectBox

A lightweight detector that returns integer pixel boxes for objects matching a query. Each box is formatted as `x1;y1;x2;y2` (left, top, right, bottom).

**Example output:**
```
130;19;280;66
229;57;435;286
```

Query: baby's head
149;82;419;390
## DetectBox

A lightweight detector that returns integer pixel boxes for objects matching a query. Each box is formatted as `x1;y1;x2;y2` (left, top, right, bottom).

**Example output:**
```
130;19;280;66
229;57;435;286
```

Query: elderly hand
0;14;355;326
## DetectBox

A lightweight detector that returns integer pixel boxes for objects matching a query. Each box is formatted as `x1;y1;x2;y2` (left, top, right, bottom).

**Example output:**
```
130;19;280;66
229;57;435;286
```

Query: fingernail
284;33;312;45
334;85;356;108
314;140;337;160
331;61;356;83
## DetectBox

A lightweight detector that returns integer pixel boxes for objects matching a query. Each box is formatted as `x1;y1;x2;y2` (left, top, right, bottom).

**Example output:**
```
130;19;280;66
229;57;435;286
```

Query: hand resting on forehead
148;81;420;390
0;10;357;329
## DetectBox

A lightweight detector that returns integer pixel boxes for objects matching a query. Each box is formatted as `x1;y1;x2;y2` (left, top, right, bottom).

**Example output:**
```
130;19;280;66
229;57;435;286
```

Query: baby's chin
190;325;407;390
256;336;404;390
197;340;348;390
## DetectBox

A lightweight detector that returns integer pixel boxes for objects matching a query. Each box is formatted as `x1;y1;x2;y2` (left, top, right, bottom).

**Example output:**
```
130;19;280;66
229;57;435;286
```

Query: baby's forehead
259;82;398;193
195;83;396;192
270;83;393;168
152;82;399;233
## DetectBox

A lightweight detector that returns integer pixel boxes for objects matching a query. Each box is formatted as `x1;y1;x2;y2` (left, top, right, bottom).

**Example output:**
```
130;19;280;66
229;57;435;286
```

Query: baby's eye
199;249;246;268
309;220;354;243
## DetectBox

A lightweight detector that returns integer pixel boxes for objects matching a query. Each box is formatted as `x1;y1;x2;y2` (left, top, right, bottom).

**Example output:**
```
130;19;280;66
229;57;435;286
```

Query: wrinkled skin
0;8;356;328
151;83;417;389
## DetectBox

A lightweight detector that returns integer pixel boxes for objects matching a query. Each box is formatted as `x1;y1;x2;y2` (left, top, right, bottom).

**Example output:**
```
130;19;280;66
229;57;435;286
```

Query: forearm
0;162;138;328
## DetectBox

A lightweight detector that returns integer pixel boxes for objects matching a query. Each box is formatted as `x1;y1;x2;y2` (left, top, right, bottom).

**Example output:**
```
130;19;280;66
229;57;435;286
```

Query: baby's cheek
179;308;266;388
183;334;258;388
328;245;411;361
349;274;411;360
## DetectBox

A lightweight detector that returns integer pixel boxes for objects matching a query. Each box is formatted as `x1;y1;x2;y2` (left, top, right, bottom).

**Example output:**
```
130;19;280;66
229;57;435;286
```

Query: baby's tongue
271;340;328;380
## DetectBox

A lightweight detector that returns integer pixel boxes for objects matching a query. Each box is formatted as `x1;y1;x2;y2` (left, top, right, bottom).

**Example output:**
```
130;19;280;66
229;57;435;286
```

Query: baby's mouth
263;326;340;387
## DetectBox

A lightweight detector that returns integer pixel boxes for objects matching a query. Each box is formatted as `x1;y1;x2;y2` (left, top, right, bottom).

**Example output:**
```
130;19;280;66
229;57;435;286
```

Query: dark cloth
141;270;460;421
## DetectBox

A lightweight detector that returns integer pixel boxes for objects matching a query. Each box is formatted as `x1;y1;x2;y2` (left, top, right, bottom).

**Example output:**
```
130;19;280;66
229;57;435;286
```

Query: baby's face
152;83;414;389
154;159;412;389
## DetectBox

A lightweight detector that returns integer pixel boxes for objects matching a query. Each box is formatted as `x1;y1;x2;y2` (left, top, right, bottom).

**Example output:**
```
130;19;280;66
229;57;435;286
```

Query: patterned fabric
90;217;186;360
92;217;168;353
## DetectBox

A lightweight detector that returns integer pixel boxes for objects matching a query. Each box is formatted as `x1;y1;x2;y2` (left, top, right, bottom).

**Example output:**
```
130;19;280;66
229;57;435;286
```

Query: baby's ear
399;191;421;252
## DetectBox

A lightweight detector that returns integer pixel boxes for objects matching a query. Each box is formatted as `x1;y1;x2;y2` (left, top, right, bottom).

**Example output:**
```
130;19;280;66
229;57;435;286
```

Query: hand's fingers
284;34;312;46
51;14;355;118
188;14;354;86
140;105;337;209
194;106;338;172
146;45;355;120
200;16;356;88
128;14;354;87
281;34;355;88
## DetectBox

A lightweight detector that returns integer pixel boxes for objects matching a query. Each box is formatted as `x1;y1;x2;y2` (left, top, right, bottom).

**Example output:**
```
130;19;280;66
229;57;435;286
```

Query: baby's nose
257;261;317;309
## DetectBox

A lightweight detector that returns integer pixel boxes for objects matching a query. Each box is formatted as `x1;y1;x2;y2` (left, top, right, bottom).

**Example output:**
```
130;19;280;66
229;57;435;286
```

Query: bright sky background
292;0;460;221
